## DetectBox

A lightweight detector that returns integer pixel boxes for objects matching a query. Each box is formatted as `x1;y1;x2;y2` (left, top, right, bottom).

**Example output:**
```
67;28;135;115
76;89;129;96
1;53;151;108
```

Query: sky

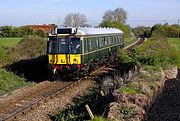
0;0;180;27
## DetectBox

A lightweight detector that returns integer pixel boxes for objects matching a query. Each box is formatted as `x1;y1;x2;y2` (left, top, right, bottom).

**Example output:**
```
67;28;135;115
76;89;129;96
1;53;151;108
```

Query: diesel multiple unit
47;27;124;78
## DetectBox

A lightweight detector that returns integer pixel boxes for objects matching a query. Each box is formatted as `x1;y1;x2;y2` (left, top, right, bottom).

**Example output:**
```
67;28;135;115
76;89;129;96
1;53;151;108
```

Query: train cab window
58;38;69;54
70;38;80;54
48;37;58;54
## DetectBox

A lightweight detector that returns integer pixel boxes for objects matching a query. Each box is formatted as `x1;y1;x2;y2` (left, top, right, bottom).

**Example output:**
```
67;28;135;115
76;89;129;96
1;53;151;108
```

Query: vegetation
91;116;108;121
52;86;110;121
64;13;87;27
6;36;47;62
0;26;47;38
0;69;31;96
0;38;21;47
102;8;127;24
99;21;131;38
124;37;136;46
133;24;180;38
119;37;178;68
168;38;180;67
120;86;141;94
133;26;151;38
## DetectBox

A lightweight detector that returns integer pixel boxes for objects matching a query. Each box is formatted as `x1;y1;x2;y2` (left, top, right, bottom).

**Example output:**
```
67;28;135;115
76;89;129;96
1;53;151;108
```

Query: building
28;24;57;33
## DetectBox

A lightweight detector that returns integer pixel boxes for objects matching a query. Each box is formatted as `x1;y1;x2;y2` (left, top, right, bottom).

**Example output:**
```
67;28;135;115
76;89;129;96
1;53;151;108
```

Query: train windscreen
48;37;69;54
70;38;80;54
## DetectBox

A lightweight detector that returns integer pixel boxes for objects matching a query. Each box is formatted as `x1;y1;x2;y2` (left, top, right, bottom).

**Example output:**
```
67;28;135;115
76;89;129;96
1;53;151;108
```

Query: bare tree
102;10;114;21
102;8;127;23
64;13;87;27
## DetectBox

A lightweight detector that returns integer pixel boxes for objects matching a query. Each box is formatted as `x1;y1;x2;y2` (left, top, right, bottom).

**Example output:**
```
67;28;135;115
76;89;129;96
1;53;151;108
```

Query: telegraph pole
178;19;180;38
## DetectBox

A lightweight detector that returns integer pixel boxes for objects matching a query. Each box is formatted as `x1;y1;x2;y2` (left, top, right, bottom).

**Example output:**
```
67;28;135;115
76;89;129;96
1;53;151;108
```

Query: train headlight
73;58;78;64
61;59;65;63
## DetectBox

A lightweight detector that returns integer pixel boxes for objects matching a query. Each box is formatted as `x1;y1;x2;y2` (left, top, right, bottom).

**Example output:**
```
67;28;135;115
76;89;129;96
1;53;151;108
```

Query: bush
133;37;177;67
7;36;47;62
118;37;178;68
118;49;138;69
0;46;11;66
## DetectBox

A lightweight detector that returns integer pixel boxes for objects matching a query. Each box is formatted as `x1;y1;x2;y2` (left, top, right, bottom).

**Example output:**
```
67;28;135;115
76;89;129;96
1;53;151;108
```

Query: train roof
77;27;123;35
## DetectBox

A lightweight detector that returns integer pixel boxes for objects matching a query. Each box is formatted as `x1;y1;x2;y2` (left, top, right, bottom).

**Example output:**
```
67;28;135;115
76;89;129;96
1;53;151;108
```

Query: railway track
0;66;108;121
0;38;144;121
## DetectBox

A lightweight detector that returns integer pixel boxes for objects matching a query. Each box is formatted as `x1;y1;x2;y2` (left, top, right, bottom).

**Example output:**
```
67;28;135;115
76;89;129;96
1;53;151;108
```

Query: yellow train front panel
48;54;81;65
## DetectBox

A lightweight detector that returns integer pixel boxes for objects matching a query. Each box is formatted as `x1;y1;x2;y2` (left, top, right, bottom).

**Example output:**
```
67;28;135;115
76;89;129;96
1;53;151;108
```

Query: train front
47;28;81;78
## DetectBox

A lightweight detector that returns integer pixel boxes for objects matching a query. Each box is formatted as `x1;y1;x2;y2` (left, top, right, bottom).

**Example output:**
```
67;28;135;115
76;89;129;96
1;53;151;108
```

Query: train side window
96;37;99;49
105;36;109;45
114;36;117;43
104;37;107;46
84;38;88;53
117;35;120;42
99;37;103;48
89;38;92;51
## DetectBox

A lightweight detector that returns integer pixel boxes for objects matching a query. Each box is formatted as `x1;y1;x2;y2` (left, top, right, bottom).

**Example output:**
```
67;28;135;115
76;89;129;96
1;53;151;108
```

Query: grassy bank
124;37;136;47
0;69;31;96
168;38;180;67
0;38;21;47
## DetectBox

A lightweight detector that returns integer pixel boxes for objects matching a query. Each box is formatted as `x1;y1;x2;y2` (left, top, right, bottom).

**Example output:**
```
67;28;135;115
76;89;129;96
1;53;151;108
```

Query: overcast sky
0;0;180;27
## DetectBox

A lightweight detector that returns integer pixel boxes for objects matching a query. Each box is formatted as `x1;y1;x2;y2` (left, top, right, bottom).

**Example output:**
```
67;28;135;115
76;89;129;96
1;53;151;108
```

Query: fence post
85;104;94;119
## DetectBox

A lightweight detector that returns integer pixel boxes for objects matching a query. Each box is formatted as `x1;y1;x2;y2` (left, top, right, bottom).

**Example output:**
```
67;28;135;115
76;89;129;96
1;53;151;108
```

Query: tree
133;26;151;38
102;8;127;23
64;13;87;27
36;29;47;38
1;26;13;37
99;21;131;38
19;26;35;37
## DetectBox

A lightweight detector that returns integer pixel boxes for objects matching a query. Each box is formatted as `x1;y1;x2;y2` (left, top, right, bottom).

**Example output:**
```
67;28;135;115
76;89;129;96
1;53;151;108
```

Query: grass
168;38;180;67
120;86;141;94
0;69;31;96
0;38;21;47
124;37;136;47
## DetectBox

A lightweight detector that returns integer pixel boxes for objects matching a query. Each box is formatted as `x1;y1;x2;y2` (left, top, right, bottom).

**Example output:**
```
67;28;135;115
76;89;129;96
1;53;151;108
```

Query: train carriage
47;27;124;78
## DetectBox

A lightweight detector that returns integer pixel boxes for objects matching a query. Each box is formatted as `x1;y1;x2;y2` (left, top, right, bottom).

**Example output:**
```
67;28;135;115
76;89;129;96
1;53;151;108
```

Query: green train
47;27;124;78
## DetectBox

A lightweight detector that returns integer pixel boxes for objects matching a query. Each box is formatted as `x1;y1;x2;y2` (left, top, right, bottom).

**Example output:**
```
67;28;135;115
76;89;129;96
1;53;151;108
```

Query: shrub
7;36;47;62
118;37;178;68
133;37;177;67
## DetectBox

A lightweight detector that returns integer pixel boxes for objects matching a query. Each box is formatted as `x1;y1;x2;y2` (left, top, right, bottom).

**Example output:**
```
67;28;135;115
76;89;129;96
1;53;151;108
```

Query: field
0;37;32;96
0;38;21;47
168;38;180;67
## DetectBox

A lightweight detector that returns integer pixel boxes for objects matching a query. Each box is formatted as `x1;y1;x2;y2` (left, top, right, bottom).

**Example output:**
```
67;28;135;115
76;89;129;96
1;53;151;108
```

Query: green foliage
0;69;31;96
118;37;178;68
118;49;137;67
133;26;151;38
150;24;180;38
168;38;180;68
7;36;47;62
120;86;141;94
0;38;21;47
120;104;135;119
124;38;136;46
132;37;177;67
0;46;11;66
99;21;131;38
0;26;47;38
91;116;108;121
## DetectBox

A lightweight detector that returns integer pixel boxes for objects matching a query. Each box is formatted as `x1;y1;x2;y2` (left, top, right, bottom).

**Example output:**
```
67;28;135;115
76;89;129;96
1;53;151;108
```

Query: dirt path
146;71;180;121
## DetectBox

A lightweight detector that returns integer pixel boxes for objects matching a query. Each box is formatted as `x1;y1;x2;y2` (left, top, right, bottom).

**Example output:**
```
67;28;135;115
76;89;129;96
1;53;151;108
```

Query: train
47;27;124;79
